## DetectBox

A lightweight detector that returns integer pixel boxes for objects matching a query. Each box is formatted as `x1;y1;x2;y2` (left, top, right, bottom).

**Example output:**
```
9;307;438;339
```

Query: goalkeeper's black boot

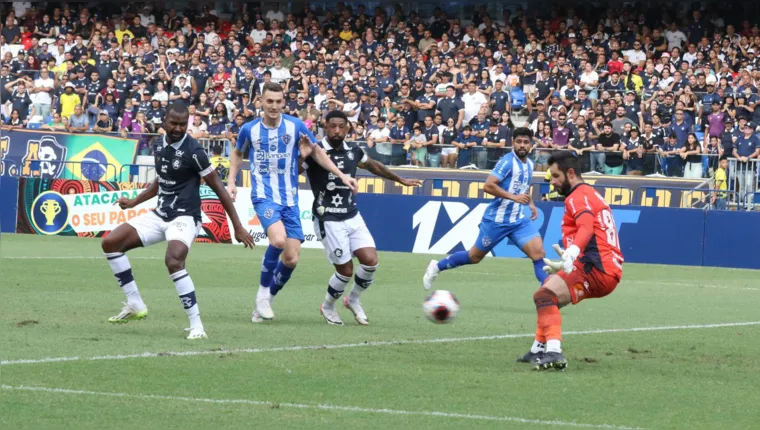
516;350;545;363
533;351;568;371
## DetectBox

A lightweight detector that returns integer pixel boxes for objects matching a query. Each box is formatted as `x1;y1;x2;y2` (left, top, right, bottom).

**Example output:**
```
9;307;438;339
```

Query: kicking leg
344;247;378;325
165;240;206;340
520;236;548;285
320;260;352;326
102;222;149;323
253;220;287;321
532;274;572;371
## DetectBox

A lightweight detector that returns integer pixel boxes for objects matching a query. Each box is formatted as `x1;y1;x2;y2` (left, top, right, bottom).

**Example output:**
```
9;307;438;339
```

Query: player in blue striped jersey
423;127;548;289
227;83;358;322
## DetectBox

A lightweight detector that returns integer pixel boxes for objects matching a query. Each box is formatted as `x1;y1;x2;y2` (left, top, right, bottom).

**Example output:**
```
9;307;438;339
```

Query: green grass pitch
1;234;759;430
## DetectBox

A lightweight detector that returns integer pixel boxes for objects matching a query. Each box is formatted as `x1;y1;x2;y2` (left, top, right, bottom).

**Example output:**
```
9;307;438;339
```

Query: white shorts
127;211;201;249
314;213;376;265
441;147;457;156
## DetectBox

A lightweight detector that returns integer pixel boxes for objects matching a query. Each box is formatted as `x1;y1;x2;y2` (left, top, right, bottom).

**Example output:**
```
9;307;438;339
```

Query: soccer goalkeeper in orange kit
517;152;624;371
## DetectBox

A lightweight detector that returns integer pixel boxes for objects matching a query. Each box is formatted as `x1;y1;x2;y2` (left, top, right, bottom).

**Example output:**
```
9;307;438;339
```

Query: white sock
530;340;546;354
105;252;145;309
324;272;350;307
546;339;562;353
351;264;377;299
257;285;271;300
171;270;202;329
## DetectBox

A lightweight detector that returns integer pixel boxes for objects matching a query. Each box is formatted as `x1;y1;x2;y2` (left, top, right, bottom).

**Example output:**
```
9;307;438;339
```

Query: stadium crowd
0;1;759;180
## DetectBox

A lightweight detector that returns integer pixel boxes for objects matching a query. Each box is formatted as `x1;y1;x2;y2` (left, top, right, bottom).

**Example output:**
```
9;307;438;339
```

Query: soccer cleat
320;304;344;326
422;260;440;291
184;326;208;340
251;309;264;323
533;351;568;371
343;295;369;325
108;302;148;324
255;296;275;320
516;350;545;363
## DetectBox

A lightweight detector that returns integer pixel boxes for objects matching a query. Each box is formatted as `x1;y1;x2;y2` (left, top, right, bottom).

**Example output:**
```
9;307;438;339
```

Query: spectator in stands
31;67;54;121
207;115;226;138
93;110;114;134
681;133;704;178
59;82;81;120
659;134;684;177
4;76;33;125
569;124;594;172
45;112;68;131
67;104;89;133
733;121;760;207
188;114;208;139
3;109;24;129
452;125;479;168
594;122;622;175
367;117;391;165
712;156;729;210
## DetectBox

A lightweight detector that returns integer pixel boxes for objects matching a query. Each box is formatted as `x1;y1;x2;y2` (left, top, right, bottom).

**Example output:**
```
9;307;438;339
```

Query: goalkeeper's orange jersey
561;183;624;279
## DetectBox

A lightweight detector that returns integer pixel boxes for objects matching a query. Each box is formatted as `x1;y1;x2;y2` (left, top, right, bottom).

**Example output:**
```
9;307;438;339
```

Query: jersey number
601;209;618;248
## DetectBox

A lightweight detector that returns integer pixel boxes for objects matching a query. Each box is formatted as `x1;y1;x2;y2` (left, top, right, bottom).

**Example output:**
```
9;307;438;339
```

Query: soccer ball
423;290;460;324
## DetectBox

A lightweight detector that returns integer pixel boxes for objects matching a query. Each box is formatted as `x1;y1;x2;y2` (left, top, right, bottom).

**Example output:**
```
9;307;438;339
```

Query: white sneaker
251;309;264;323
320;304;344;326
343;295;368;325
255;289;275;320
107;302;148;324
185;326;207;340
423;260;440;291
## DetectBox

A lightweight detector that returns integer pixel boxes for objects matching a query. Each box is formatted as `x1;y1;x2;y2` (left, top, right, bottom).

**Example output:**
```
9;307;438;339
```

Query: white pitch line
2;256;162;260
0;384;643;430
2;321;758;367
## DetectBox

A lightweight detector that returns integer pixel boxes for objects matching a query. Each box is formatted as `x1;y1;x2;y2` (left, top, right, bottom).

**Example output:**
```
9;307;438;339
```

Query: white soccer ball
423;290;460;324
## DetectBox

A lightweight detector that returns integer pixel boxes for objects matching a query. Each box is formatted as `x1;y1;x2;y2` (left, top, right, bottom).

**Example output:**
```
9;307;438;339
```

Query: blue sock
533;259;548;285
269;261;295;296
437;251;472;272
260;245;283;287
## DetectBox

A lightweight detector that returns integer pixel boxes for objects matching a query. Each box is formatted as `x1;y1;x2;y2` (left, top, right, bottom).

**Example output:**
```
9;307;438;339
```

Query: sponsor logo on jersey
334;248;343;258
281;134;292;145
264;208;274;219
326;182;336;191
172;159;181;169
331;195;344;207
347;151;354;160
175;150;185;157
255;150;289;160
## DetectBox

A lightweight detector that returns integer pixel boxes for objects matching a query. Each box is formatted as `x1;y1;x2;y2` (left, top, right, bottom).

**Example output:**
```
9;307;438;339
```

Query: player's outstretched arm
203;169;254;248
117;179;159;209
359;156;422;188
226;148;244;201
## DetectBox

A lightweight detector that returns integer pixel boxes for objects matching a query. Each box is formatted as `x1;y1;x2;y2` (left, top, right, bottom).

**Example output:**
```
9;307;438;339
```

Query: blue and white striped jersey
483;152;534;225
236;114;316;206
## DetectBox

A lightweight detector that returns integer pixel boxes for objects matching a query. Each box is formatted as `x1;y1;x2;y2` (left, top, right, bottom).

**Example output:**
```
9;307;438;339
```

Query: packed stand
0;2;758;181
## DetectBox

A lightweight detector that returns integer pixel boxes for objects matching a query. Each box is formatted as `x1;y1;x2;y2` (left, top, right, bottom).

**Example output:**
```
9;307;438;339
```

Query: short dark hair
166;102;189;117
212;144;223;155
513;127;533;140
548;151;582;178
262;82;284;96
719;155;728;162
325;110;349;123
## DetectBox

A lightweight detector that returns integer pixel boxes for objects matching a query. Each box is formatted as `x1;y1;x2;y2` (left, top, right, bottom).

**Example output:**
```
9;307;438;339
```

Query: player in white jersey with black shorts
227;83;358;323
302;110;422;325
101;103;254;339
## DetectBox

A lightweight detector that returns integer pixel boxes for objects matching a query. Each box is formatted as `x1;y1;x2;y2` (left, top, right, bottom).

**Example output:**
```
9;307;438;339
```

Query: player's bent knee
281;253;300;268
335;261;354;278
468;248;485;264
268;236;287;249
165;256;185;273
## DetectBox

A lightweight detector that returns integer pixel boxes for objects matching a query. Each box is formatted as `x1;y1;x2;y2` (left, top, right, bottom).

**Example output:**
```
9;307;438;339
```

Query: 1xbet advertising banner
16;179;232;243
355;193;707;267
0;130;137;181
